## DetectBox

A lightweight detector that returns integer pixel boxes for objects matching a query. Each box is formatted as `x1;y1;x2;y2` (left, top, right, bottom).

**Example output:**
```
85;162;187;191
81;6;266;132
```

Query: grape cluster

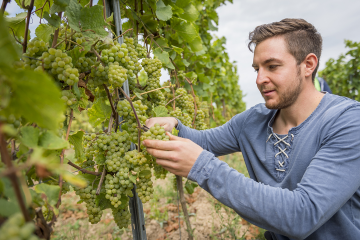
175;88;195;116
75;56;96;73
74;186;103;224
123;37;142;76
140;123;169;141
61;90;77;106
170;107;192;127
135;43;147;59
195;109;207;130
0;213;39;240
112;207;131;229
142;58;162;91
24;38;48;58
104;173;132;207
108;62;128;87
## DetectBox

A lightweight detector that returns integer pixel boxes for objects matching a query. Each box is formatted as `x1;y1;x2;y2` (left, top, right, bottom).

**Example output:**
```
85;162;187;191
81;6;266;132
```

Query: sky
6;0;360;109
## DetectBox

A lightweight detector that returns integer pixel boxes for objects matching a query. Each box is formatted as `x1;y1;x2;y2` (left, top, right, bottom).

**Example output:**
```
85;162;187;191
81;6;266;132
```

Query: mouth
262;90;276;96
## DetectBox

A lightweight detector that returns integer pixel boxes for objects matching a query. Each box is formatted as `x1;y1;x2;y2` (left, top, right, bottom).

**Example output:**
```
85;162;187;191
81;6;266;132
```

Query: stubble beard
265;68;303;110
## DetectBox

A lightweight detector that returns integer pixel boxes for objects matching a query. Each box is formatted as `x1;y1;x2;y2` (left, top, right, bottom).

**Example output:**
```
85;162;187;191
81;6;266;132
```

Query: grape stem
67;161;102;176
165;93;183;107
96;167;107;195
22;0;35;53
113;28;134;42
130;85;171;100
1;0;10;13
53;32;76;49
184;77;198;129
171;85;176;110
51;12;63;48
118;87;142;152
176;175;194;239
56;109;73;209
103;84;117;118
0;122;31;222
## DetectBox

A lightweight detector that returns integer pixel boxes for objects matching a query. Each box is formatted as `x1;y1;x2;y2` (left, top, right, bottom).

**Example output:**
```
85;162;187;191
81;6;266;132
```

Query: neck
273;83;325;134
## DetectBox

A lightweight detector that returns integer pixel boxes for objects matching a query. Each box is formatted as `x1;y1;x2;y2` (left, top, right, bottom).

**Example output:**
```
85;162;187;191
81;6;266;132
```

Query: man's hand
145;117;178;132
143;132;203;178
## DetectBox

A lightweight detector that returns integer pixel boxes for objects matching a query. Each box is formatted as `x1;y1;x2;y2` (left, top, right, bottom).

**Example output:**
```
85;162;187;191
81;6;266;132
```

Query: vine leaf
134;92;143;100
43;11;61;28
54;0;70;7
152;106;169;117
184;179;198;194
88;98;112;127
34;0;52;18
50;3;67;14
138;170;151;178
3;69;65;130
153;48;170;65
34;183;60;207
79;5;108;38
179;4;199;22
39;131;69;150
94;155;105;165
62;172;87;188
129;175;137;184
156;0;173;21
5;12;28;40
20;126;40;148
189;36;203;52
35;24;55;42
69;130;84;159
67;47;87;65
0;198;20;217
65;0;82;32
171;17;198;42
0;15;21;67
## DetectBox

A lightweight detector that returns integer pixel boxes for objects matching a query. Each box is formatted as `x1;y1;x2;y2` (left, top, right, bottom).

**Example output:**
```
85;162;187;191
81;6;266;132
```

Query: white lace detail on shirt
267;133;294;172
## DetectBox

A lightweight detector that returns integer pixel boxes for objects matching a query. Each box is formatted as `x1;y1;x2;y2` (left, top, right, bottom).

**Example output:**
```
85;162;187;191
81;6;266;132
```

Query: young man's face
252;36;303;109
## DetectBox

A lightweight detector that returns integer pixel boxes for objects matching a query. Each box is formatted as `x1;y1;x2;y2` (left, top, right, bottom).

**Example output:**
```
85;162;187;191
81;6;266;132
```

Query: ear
303;53;318;79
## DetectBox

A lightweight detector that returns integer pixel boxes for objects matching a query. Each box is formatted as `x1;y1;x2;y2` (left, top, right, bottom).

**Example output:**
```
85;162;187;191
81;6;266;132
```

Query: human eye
254;68;259;73
269;65;278;70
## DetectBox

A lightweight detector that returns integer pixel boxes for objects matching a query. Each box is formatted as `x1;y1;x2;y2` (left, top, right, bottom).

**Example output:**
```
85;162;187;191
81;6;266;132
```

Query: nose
256;69;270;86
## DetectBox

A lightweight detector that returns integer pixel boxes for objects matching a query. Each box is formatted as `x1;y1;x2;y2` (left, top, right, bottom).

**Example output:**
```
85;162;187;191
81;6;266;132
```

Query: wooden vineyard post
104;0;147;239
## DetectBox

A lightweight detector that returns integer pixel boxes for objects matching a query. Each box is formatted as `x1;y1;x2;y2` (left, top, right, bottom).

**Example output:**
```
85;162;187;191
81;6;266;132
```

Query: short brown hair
248;18;322;81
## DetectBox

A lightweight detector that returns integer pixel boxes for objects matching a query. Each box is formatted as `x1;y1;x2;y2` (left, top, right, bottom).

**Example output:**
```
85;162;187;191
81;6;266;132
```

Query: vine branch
103;84;117;118
23;0;35;53
56;109;73;208
176;176;194;240
51;12;63;48
113;28;134;42
67;161;102;176
131;85;171;100
165;93;182;107
0;123;31;222
1;0;10;13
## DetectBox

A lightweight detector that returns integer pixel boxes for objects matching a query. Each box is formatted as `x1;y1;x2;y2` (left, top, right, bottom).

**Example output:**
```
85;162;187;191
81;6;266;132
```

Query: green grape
170;107;192;128
0;213;39;240
74;186;103;224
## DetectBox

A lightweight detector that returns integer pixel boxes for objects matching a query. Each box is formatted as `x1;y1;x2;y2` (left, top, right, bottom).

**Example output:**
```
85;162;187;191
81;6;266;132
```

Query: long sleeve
177;110;251;156
187;106;360;240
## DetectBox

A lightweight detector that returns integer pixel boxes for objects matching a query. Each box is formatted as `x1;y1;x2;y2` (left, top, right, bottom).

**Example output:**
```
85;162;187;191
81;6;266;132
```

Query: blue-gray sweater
178;93;360;240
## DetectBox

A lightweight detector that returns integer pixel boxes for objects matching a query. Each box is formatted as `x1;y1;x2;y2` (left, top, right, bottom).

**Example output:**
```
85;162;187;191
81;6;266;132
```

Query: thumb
166;132;187;141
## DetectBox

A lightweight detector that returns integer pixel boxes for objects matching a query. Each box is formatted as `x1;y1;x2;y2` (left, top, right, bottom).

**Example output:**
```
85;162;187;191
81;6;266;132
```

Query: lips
263;90;275;96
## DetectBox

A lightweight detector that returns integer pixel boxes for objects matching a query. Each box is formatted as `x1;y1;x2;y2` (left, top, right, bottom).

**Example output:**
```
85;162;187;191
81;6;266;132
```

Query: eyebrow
252;58;282;68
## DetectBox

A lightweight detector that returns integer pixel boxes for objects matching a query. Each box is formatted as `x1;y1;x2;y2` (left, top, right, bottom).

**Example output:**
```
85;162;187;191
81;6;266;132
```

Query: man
143;19;360;240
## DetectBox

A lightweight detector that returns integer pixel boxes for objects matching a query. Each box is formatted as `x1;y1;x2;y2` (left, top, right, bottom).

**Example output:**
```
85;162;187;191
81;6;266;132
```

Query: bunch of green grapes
61;90;77;106
0;213;39;240
170;107;192;127
26;48;79;86
73;32;86;45
74;186;103;224
108;62;128;88
195;109;207;130
136;175;154;203
112;207;131;229
135;43;147;59
123;37;142;76
75;55;96;72
142;58;162;91
153;163;168;179
175;88;195;116
140;123;169;141
23;38;48;57
199;101;210;119
104;173;132;207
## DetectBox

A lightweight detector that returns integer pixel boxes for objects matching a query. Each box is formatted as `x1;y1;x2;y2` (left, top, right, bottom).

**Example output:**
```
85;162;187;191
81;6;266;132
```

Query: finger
143;139;179;151
166;132;188;142
156;159;178;173
146;148;176;161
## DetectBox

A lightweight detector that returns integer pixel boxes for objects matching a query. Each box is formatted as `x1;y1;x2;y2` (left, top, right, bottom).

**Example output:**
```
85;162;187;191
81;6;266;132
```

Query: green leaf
171;17;198;42
69;130;84;159
20;126;40;148
65;0;82;32
5;12;27;40
185;71;197;80
0;15;21;67
134;92;143;100
39;131;69;150
54;0;70;7
189;36;203;52
88;98;112;127
153;48;170;65
152;106;169;117
96;193;112;210
117;194;129;209
50;3;67;14
0;198;20;217
184;179;198;194
175;0;191;8
34;0;52;18
67;47;87;65
3;69;65;130
77;173;97;186
180;4;199;22
35;24;54;42
156;0;173;21
43;11;61;28
129;174;137;184
34;183;60;206
182;59;190;67
171;127;179;136
172;45;183;54
139;170;151;178
62;172;87;188
94;154;105;164
80;5;108;38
